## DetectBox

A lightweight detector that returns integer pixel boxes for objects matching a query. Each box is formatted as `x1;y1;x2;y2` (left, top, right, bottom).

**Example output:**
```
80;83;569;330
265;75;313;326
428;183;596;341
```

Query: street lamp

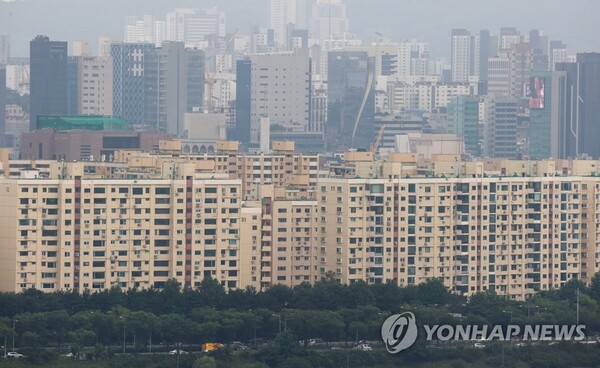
119;316;126;354
501;311;513;347
12;317;18;352
272;314;282;334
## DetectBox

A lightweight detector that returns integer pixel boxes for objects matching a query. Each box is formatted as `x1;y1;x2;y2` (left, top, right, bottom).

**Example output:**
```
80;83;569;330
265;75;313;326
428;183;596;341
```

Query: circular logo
381;312;418;354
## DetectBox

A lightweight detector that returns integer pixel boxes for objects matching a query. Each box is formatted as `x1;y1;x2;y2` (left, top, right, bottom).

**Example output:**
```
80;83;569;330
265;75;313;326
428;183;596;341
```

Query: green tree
193;356;217;368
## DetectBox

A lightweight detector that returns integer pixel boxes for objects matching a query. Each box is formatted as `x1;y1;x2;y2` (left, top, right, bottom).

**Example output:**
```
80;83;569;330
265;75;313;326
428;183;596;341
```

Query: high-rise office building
66;56;79;116
311;0;349;43
507;43;533;99
0;35;9;65
483;96;518;158
165;8;226;44
144;42;204;136
236;49;311;147
487;54;510;97
549;40;567;71
268;0;297;49
528;70;567;159
500;27;521;50
111;42;154;125
0;65;6;146
77;56;113;116
529;29;549;71
477;29;498;89
327;51;375;150
29;35;68;130
234;59;252;145
447;96;480;157
451;29;472;82
557;53;600;158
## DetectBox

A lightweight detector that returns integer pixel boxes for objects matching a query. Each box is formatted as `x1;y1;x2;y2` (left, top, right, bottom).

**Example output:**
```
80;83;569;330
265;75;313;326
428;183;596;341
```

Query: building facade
29;36;68;130
327;51;375;150
111;42;155;125
143;42;204;136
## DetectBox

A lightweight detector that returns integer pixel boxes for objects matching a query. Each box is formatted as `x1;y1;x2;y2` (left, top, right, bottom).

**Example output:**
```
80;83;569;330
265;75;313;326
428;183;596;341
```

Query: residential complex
1;142;600;300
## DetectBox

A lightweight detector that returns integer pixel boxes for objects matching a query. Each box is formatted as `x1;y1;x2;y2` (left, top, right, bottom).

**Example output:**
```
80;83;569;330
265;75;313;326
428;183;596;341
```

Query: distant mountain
1;0;599;58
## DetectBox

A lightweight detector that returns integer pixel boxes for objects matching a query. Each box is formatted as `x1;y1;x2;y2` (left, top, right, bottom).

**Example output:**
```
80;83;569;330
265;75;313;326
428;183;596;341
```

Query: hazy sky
0;0;599;58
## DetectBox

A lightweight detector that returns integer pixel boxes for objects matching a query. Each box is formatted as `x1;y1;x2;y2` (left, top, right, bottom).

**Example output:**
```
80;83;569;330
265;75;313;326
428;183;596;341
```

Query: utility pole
12;317;17;352
576;288;580;325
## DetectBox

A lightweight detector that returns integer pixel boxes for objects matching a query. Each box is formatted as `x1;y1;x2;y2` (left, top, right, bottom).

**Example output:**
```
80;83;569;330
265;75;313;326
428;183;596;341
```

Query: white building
77;56;113;116
248;49;311;144
311;0;350;42
268;0;297;49
0;35;10;64
165;8;226;44
451;29;472;82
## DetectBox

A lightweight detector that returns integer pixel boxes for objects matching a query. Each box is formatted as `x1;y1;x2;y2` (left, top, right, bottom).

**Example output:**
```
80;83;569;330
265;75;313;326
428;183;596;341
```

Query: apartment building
115;141;320;200
1;150;600;300
0;164;261;293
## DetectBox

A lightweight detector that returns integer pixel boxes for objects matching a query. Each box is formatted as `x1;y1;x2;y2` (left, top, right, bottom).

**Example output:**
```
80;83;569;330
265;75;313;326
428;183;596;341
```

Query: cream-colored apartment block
317;178;396;285
0;177;262;293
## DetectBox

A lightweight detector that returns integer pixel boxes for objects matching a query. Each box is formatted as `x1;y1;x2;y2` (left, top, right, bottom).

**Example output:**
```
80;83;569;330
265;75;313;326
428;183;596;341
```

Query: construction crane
205;28;238;112
370;124;387;154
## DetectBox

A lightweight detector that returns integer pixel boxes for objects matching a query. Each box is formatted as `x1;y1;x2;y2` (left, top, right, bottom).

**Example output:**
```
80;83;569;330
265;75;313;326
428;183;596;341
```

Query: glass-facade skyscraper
327;51;375;150
30;35;68;130
111;42;154;125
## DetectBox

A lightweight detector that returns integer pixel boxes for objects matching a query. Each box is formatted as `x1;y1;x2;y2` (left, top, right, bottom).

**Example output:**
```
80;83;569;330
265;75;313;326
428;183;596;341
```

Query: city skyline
0;0;599;58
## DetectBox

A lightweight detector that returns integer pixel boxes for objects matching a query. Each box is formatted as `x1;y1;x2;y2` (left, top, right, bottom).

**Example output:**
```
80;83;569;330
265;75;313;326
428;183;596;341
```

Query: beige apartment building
317;175;600;300
1;149;600;300
0;164;262;293
115;141;320;201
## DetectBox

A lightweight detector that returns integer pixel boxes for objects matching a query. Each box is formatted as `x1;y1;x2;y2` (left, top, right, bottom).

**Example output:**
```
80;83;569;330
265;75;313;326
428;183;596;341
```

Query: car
229;341;249;352
473;343;486;349
354;344;372;351
61;352;74;357
168;349;188;355
7;352;25;358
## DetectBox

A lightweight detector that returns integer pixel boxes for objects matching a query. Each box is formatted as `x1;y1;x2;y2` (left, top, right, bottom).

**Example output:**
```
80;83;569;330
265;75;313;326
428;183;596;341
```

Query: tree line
1;275;600;355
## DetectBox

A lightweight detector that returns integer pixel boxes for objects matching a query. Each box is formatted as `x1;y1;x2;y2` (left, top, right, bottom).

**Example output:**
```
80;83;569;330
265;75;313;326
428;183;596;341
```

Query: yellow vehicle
201;343;224;352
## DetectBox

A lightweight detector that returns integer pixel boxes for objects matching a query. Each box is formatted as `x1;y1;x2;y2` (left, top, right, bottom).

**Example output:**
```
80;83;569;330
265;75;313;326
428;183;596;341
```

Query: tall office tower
549;40;567;71
447;96;480;157
451;29;472;82
144;42;204;136
529;29;549;71
71;41;91;57
500;27;521;50
29;35;68;130
0;65;5;146
327;51;375;150
477;29;498;87
556;53;600;158
295;0;310;29
528;70;567;159
507;43;533;99
165;8;226;44
236;49;311;147
394;39;429;77
154;21;167;47
111;42;155;125
483;96;518;158
311;0;350;42
0;35;10;64
124;14;156;44
77;56;113;116
268;0;297;49
66;56;79;116
234;59;252;144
